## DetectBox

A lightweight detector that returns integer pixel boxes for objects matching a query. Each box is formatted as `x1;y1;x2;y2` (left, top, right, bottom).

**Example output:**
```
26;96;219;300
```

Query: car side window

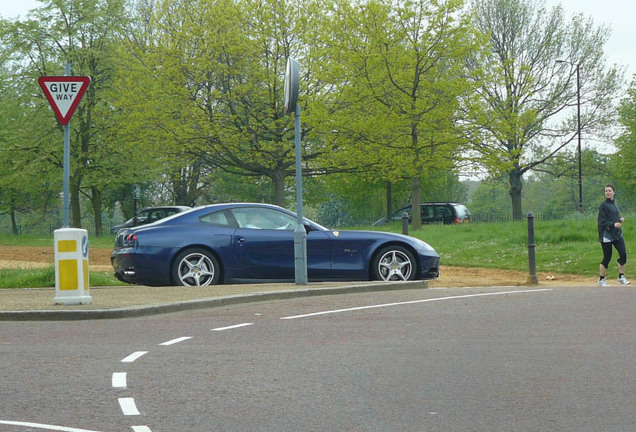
136;210;150;222
199;210;236;228
232;208;295;230
147;210;167;223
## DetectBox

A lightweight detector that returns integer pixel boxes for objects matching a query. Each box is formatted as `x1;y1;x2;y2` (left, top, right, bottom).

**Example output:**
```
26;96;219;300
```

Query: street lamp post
557;60;583;213
575;63;582;213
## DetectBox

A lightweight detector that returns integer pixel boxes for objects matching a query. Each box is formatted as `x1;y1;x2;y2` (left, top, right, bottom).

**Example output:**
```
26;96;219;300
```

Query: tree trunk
508;168;524;220
91;186;103;236
385;181;393;223
272;170;286;207
71;177;82;228
10;208;18;235
410;120;423;231
411;176;422;231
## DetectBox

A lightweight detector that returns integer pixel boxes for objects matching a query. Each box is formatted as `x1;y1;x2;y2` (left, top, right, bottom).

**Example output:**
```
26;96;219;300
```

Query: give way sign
38;76;91;125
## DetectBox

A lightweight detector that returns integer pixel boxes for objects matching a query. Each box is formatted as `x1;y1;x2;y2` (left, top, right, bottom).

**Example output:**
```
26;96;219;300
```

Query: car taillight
454;218;462;224
123;233;138;247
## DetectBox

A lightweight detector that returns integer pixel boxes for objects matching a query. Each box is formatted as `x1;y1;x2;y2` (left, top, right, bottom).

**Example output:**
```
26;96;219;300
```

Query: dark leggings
600;237;627;269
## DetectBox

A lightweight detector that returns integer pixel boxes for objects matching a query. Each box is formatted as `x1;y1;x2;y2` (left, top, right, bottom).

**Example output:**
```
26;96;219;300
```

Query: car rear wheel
372;245;416;281
171;248;220;286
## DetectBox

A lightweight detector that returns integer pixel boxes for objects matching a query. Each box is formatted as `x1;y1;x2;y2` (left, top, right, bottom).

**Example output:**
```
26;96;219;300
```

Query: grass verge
0;267;126;289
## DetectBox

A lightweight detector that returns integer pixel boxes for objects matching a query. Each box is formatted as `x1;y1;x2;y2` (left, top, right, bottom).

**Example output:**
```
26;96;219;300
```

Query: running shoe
617;275;631;285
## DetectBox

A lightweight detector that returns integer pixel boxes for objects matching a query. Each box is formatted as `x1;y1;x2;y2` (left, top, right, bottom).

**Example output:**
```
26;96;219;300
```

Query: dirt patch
0;246;593;287
0;246;113;271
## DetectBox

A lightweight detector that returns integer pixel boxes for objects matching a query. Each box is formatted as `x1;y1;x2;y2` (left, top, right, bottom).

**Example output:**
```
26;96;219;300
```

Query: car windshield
453;205;470;217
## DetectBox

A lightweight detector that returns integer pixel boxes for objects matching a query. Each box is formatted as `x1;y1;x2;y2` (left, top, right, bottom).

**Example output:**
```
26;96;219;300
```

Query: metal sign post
38;64;90;227
63;122;70;227
284;57;307;285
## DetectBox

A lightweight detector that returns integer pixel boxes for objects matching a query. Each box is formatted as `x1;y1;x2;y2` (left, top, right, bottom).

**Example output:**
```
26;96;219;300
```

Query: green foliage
0;0;627;236
112;0;331;207
615;77;636;202
466;0;623;220
468;179;511;218
311;0;481;229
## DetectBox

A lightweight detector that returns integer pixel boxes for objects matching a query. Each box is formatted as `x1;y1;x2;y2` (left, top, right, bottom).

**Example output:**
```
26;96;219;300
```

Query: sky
1;0;634;78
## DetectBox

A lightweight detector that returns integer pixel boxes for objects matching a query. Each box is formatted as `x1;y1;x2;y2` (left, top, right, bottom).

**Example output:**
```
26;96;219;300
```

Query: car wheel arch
368;241;420;280
170;245;225;285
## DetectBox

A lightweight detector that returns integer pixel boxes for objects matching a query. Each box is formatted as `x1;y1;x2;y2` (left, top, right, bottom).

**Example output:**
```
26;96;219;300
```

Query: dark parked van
372;202;471;226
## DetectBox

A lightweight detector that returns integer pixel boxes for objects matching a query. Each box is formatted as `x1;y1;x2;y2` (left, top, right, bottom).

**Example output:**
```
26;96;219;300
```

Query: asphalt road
1;285;634;432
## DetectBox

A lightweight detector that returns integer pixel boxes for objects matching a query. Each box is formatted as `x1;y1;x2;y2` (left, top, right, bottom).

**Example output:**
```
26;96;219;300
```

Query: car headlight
413;238;436;253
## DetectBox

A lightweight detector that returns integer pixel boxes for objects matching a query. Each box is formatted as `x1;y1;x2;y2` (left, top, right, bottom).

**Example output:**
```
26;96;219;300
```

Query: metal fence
0;214;124;237
0;209;588;236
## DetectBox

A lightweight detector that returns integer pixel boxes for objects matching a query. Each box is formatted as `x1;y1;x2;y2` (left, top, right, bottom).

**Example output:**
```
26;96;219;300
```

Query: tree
1;0;130;234
615;77;636;201
0;18;67;233
465;0;622;220
115;0;335;208
312;0;480;229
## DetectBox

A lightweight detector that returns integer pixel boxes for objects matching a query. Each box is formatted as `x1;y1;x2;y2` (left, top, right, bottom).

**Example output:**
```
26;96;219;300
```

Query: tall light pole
557;60;583;213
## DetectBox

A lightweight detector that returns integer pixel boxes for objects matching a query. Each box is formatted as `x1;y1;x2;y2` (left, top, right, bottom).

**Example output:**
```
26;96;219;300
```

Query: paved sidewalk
0;280;429;321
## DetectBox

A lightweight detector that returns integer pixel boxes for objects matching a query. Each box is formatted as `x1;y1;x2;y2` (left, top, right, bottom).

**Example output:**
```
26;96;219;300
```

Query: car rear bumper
111;248;137;284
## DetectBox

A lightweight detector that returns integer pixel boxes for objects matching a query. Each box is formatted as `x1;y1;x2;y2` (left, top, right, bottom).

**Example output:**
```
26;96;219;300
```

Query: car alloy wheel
172;247;220;286
374;246;415;281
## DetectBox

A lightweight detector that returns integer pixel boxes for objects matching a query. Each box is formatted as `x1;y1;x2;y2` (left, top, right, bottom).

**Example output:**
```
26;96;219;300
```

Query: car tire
171;247;220;286
372;245;417;281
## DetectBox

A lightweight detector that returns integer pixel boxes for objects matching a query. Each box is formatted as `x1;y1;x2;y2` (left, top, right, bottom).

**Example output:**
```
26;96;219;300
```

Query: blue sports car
111;203;440;286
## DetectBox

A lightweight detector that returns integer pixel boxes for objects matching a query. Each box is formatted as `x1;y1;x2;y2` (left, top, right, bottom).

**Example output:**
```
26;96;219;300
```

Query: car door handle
236;237;247;244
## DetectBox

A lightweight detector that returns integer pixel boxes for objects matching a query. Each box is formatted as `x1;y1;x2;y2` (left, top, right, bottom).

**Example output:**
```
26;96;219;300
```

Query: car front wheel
171;247;220;286
372;245;416;281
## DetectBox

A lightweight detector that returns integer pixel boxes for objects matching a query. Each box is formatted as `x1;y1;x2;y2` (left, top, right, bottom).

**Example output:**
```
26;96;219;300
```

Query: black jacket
598;198;623;242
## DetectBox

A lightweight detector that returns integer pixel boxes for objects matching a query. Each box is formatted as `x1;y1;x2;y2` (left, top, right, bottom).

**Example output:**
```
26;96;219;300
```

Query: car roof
139;206;191;211
133;202;329;231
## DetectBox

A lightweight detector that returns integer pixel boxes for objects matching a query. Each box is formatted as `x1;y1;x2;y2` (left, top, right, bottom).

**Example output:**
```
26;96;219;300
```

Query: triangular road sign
38;76;91;125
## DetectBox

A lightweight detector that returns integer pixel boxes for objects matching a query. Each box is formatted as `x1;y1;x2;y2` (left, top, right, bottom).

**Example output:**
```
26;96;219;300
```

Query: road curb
0;280;428;321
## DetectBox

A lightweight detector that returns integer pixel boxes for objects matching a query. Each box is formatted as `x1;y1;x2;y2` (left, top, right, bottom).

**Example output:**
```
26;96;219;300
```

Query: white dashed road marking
159;336;192;346
211;323;254;331
132;426;153;432
118;397;141;416
112;372;127;389
121;351;148;363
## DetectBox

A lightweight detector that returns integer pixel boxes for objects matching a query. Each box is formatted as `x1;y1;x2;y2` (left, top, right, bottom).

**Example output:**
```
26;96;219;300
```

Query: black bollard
526;212;538;284
401;212;409;236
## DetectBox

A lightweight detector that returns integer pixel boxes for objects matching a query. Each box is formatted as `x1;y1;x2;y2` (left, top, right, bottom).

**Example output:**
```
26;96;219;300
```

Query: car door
230;207;332;280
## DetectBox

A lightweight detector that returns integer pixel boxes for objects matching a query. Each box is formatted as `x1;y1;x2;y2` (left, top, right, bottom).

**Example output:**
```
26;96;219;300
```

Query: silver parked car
111;206;191;233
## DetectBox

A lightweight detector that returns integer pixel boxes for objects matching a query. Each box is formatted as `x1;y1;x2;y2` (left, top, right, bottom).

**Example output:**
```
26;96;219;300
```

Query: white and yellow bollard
53;228;92;305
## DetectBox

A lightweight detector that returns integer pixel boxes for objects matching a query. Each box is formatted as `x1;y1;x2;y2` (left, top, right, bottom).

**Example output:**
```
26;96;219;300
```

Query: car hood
329;229;438;253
